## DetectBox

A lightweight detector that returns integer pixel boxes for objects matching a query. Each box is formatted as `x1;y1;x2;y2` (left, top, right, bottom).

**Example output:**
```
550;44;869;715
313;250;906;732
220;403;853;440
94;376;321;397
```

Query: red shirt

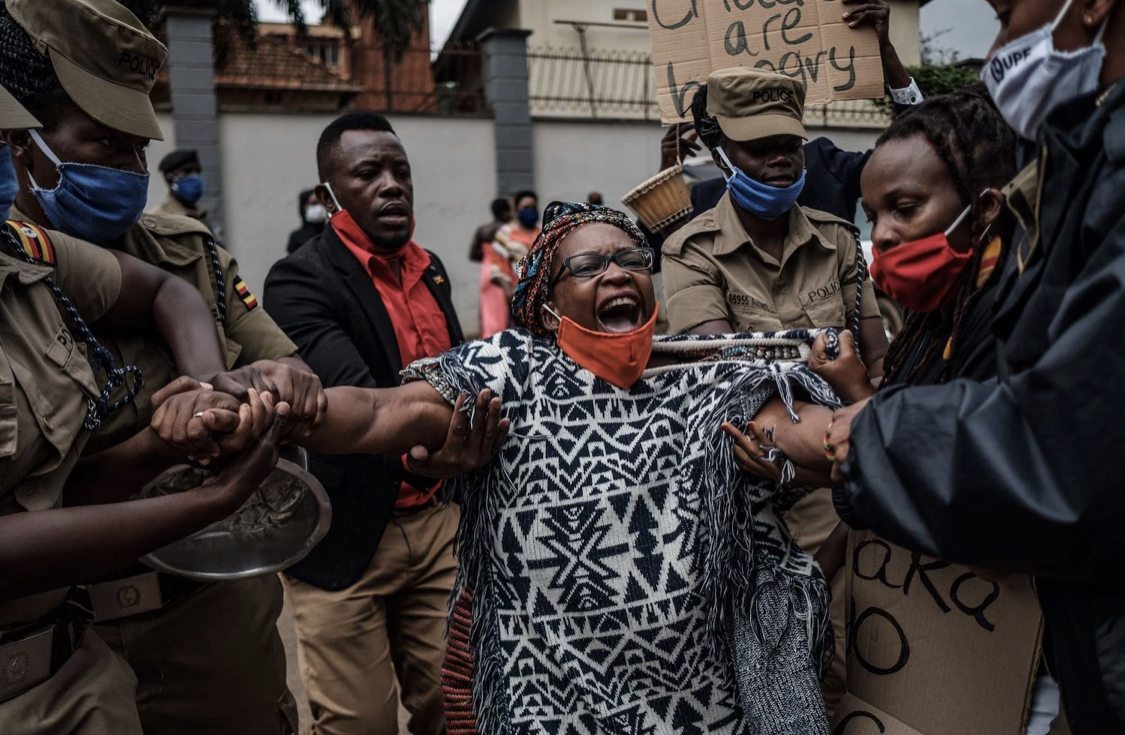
333;212;452;507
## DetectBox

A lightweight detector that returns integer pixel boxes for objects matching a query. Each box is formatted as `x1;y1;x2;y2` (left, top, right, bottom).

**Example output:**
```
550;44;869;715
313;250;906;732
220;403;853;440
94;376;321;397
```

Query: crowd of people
0;0;1122;734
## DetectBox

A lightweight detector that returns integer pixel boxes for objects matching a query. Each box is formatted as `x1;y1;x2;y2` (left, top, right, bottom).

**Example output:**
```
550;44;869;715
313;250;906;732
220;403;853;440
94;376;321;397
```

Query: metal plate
135;454;331;581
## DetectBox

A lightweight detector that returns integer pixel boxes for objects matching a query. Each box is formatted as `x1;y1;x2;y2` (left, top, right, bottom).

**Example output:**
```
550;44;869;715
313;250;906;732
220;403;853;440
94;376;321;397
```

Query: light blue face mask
0;143;18;222
716;146;806;221
171;173;204;206
28;129;149;242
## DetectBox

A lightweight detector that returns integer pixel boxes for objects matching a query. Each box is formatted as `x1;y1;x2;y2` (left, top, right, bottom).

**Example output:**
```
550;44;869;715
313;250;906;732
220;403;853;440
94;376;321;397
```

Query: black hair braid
0;6;71;128
691;85;723;151
878;86;1018;387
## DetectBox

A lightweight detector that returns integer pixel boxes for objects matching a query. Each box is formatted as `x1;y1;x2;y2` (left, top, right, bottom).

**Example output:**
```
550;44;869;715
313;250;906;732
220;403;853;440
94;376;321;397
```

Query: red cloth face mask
326;184;416;254
544;305;657;389
869;204;974;314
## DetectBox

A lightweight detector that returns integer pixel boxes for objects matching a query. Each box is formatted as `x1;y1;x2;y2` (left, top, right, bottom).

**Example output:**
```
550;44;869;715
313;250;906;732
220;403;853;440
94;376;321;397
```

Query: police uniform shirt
8;207;299;454
661;192;880;335
0;226;122;628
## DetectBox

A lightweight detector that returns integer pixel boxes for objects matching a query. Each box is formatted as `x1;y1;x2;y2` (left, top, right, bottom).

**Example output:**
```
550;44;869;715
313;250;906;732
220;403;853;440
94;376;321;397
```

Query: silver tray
135;453;331;581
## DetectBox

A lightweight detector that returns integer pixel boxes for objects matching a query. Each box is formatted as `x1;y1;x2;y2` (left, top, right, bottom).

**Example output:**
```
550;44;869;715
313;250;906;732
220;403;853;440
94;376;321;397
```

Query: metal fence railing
804;99;891;129
525;45;889;128
367;42;488;116
526;46;659;120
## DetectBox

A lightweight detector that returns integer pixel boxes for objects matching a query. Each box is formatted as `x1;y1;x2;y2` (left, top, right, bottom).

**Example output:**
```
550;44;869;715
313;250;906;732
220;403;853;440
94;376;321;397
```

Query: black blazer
263;226;464;591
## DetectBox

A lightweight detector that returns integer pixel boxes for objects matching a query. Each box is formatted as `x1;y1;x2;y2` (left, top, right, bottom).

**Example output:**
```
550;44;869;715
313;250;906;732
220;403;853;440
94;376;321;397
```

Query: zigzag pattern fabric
405;329;841;735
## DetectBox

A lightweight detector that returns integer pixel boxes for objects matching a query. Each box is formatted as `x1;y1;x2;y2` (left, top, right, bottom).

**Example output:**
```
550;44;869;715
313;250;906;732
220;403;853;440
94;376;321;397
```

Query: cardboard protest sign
832;531;1043;735
833;694;924;735
648;0;886;123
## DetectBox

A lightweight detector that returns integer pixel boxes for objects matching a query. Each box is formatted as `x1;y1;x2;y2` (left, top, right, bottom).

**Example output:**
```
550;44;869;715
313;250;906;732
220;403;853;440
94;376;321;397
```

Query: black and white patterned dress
405;329;840;735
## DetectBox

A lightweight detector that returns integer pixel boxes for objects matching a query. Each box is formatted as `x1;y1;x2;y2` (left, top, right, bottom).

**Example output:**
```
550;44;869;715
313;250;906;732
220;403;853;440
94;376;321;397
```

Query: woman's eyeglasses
552;247;654;285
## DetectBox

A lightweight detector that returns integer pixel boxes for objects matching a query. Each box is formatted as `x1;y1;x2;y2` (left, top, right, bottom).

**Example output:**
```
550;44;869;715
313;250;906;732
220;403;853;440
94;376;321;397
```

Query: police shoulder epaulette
4;220;57;265
138;212;213;238
801;206;861;238
662;210;718;257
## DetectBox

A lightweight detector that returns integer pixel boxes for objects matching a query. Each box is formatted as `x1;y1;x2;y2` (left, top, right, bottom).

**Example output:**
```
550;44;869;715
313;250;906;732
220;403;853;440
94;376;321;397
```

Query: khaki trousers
785;487;847;717
284;503;460;735
95;575;297;735
0;631;143;735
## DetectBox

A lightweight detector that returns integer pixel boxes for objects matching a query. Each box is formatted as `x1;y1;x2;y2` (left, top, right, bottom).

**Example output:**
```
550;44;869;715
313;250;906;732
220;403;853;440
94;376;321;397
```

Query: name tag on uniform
726;292;771;311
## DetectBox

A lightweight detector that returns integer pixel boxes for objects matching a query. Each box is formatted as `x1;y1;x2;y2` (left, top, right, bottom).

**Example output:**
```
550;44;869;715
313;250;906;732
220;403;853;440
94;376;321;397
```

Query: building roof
212;34;360;92
442;0;495;47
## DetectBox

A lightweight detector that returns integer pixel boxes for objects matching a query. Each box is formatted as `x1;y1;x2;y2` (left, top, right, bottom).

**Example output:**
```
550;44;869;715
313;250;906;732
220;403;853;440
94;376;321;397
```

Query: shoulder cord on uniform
203;235;227;330
2;230;143;431
852;244;866;364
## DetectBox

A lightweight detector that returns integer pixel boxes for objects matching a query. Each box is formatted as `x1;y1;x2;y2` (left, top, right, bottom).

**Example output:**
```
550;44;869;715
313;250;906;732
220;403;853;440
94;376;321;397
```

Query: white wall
521;0;651;50
145;113;178;211
532;119;664;211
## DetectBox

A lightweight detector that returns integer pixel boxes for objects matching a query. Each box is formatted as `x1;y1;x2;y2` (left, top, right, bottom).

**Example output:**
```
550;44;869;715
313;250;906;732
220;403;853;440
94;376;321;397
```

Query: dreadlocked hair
878;84;1018;387
0;6;73;129
691;85;723;150
510;201;649;337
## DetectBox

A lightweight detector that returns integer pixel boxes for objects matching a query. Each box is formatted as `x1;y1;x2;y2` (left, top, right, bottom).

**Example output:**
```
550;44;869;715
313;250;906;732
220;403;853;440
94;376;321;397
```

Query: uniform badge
432;274;446;286
3;221;55;265
233;276;258;311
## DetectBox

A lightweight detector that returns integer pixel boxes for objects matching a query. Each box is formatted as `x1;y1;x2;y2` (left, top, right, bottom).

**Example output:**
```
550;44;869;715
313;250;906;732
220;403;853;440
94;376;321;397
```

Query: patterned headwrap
511;201;649;336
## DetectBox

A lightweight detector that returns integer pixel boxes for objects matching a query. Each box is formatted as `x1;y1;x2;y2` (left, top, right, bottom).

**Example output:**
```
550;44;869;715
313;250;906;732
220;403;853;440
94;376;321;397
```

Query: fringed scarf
404;329;841;735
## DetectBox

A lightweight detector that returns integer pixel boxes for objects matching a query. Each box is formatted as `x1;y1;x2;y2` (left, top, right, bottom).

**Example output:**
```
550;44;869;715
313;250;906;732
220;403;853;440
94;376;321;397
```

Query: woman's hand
150;378;242;464
810;331;876;404
249;360;327;438
151;380;275;465
205;397;289;513
826;397;872;482
405;390;511;480
660;123;700;171
722;421;783;483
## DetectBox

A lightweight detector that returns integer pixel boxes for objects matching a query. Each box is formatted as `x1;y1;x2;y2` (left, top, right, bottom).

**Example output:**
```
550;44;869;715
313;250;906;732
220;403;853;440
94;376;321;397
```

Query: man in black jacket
827;1;1125;730
264;112;463;735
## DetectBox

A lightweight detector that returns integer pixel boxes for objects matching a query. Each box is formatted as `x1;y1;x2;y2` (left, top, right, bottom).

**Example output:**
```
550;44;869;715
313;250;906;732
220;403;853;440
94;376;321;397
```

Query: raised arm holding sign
649;0;886;123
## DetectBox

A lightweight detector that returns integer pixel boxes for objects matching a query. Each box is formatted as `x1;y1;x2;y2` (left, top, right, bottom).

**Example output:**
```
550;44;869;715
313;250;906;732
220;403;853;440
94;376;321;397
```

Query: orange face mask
544;304;657;389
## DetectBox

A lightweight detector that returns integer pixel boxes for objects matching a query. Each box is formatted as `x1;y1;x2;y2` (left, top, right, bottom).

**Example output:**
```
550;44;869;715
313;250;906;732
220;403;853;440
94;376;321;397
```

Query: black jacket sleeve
263;250;378;390
835;220;1125;585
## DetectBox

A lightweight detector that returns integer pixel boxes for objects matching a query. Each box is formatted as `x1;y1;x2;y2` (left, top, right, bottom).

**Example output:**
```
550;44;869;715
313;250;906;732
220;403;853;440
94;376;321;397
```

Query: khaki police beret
0;86;40;130
7;0;168;141
706;68;807;143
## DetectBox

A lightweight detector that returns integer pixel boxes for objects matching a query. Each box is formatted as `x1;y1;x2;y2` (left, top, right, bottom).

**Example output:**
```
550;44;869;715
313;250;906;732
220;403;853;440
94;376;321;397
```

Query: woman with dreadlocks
191;200;849;733
727;88;1065;734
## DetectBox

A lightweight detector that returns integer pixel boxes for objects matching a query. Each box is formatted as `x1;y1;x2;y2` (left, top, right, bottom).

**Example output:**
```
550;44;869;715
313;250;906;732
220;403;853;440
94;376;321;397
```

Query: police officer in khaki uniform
0;87;291;735
0;2;323;732
661;68;890;713
154;148;223;240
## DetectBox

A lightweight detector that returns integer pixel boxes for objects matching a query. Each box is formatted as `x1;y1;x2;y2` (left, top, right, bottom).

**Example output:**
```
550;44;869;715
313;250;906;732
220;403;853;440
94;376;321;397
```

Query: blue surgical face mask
171;173;204;206
0;143;18;222
518;207;540;229
716;146;806;221
27;129;149;242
